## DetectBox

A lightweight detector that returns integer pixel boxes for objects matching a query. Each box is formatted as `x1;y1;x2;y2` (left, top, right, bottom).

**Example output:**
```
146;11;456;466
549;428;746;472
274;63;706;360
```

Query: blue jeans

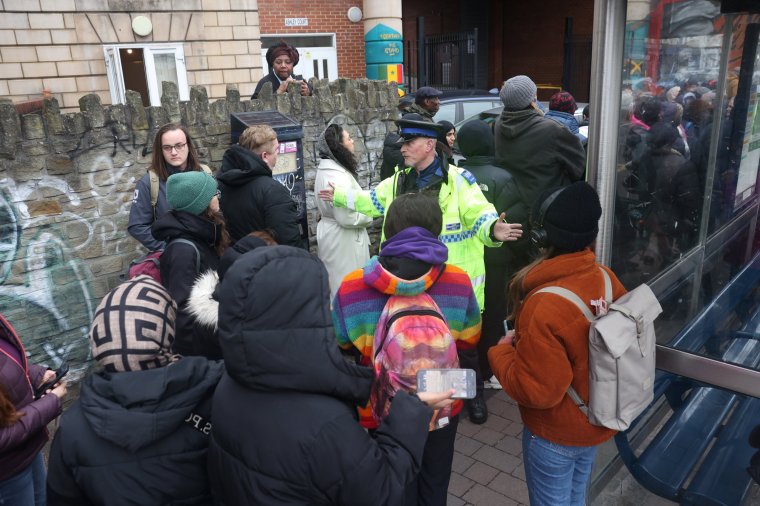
522;427;596;506
0;453;47;506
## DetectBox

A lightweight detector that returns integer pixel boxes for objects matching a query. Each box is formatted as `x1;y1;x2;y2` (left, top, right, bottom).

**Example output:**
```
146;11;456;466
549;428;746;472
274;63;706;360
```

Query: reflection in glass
154;53;179;92
709;17;760;234
612;1;727;287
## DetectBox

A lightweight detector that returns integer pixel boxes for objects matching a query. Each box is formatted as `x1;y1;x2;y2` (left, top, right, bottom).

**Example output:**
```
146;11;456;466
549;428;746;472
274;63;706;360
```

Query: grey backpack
533;267;662;430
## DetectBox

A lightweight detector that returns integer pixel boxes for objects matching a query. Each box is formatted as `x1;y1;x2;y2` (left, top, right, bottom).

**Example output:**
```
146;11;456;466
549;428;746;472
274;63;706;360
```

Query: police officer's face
400;137;434;169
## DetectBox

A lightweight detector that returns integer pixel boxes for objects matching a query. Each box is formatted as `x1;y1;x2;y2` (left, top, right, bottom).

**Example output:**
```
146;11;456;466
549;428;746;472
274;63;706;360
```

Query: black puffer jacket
216;144;304;247
380;131;405;180
208;246;434;506
152;211;222;359
494;108;585;212
46;357;224;506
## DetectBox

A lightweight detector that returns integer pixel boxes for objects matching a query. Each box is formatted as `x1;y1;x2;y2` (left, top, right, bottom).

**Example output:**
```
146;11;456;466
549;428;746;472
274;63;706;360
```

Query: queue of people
2;51;625;505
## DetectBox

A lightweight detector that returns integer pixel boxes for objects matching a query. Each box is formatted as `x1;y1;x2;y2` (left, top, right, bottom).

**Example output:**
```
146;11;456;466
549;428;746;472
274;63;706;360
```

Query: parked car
454;102;588;130
407;89;502;125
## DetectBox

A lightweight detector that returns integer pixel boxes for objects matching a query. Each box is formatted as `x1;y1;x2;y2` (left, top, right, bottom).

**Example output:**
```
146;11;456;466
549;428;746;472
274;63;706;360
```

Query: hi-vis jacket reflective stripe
333;164;501;309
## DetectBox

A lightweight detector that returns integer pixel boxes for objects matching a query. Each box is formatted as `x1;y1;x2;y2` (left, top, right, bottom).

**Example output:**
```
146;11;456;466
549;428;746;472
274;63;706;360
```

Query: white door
297;47;337;81
259;35;338;82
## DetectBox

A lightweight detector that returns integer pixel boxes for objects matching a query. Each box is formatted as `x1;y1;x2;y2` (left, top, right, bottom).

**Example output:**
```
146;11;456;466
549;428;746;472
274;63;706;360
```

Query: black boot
467;393;488;424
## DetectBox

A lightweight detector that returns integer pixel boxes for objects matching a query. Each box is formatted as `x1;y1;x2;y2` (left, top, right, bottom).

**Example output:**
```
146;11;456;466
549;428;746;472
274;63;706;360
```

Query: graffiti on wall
0;151;141;379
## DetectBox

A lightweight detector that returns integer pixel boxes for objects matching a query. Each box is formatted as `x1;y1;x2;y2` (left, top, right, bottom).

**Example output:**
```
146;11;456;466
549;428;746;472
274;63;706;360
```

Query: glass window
611;1;727;288
461;100;499;121
103;44;188;107
708;16;760;233
435;103;457;124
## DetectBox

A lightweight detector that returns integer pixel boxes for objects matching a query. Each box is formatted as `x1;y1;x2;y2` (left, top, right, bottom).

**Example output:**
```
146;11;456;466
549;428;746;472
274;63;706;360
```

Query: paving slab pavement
451;390;760;506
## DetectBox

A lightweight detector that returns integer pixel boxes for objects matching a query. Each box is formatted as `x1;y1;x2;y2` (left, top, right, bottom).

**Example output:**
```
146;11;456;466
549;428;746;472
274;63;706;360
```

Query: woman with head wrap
314;123;372;300
251;41;313;99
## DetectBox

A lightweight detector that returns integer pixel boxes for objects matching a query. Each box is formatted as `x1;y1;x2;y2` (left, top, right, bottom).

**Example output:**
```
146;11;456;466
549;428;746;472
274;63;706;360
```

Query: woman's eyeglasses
161;142;188;153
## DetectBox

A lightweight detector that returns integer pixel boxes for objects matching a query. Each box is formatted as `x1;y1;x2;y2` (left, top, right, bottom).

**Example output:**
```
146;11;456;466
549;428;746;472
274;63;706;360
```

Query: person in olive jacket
46;276;224;506
458;119;527;389
494;75;585;229
207;245;454;506
216;124;305;248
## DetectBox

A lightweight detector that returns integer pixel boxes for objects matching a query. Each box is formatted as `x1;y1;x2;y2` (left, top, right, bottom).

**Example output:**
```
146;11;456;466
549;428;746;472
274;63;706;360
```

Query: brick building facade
258;0;366;80
0;0;266;111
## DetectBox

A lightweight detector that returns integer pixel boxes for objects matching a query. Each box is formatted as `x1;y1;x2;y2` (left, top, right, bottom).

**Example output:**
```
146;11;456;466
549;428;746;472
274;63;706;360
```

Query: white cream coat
315;158;372;300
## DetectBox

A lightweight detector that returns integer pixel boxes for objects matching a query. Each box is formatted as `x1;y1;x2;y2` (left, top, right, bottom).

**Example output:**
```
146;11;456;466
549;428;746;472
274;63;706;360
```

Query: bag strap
200;164;213;176
533;286;595;322
529;265;613;419
373;264;448;359
600;267;612;302
148;170;159;219
171;238;201;275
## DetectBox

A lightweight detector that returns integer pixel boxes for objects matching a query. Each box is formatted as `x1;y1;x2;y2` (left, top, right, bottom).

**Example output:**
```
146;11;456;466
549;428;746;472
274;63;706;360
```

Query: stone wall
0;78;398;379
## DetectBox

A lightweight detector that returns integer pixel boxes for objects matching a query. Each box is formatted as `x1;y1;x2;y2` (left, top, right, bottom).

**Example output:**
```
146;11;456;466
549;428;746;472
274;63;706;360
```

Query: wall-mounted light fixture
347;7;363;23
132;16;153;37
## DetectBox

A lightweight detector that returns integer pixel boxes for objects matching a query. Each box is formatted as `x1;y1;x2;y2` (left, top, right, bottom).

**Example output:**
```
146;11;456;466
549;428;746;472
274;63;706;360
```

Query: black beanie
534;182;601;252
457;119;494;157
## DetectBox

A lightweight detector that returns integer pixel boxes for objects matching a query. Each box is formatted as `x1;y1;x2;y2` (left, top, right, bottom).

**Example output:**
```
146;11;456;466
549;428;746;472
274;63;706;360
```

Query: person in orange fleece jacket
488;181;626;506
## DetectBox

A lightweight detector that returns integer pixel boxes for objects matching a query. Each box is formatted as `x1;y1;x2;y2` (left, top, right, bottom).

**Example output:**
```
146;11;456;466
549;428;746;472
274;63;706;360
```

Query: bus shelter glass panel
611;1;727;289
709;15;760;234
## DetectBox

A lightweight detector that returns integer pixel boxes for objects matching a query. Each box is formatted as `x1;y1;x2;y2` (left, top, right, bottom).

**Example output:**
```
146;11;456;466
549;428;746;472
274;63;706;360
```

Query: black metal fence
404;28;478;92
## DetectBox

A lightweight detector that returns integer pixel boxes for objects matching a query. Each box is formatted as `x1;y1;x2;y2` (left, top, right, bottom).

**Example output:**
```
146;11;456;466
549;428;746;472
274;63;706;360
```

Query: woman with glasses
128;123;212;251
152;171;230;359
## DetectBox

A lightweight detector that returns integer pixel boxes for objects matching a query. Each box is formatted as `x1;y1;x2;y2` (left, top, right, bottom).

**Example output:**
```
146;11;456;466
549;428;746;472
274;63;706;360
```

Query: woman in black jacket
208;245;454;506
46;276;224;506
152;171;230;359
251;41;312;99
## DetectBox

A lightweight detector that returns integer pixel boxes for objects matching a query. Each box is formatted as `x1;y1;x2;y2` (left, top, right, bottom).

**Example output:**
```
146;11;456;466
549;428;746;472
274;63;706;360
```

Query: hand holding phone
34;363;69;399
417;368;476;399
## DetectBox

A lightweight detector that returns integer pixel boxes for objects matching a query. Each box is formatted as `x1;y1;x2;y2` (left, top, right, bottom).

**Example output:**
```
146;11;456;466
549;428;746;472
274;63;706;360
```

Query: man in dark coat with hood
216;124;305;248
494;75;585;243
208;245;454;505
46;276;224;505
459;119;527;390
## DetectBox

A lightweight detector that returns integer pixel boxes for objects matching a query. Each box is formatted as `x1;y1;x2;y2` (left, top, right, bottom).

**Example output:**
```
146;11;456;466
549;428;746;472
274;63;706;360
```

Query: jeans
0;452;47;506
522;427;596;506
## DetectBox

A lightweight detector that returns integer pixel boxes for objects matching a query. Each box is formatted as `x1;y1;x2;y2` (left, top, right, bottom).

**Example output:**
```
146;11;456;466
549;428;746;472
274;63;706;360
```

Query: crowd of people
613;74;727;286
2;38;630;505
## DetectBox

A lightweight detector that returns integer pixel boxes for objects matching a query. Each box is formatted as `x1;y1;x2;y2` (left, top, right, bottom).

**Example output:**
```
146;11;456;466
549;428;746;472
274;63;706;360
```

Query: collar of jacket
217;144;272;186
363;256;444;296
523;249;598;293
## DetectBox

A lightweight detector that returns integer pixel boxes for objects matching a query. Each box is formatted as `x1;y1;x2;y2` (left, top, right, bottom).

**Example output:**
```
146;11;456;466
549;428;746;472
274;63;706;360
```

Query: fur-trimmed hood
187;270;219;330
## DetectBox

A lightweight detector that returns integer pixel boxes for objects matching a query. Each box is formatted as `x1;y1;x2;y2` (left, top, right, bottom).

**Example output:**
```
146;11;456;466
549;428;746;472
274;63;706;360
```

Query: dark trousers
404;415;459;506
478;261;509;380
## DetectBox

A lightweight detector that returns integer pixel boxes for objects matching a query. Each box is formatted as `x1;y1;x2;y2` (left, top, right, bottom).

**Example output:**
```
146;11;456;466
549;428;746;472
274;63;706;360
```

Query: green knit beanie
166;171;217;216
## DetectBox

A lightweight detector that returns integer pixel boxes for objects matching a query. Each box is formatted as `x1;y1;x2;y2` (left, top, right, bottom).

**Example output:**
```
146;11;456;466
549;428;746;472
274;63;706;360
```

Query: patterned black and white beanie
89;275;177;372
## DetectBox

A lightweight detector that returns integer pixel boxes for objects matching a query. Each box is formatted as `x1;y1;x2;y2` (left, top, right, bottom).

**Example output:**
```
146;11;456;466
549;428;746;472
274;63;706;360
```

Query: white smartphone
417;368;476;399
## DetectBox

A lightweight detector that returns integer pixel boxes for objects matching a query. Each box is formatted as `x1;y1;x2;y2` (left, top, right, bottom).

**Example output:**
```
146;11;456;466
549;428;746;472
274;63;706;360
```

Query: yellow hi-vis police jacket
332;164;501;310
